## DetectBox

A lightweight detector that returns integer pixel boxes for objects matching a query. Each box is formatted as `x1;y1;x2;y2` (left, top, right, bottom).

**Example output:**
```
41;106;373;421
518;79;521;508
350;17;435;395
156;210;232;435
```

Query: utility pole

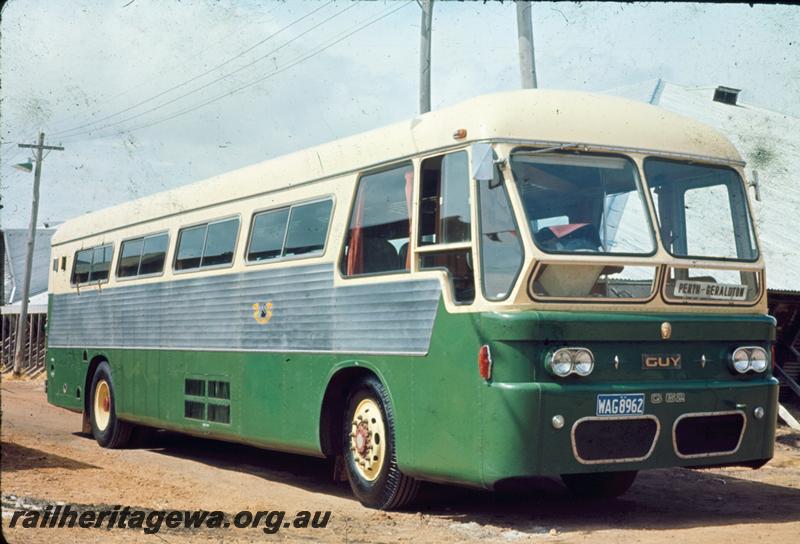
13;132;63;376
419;0;433;114
516;1;538;89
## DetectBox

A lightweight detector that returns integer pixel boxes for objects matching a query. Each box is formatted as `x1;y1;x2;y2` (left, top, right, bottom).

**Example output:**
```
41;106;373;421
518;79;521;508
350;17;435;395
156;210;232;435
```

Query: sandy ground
1;377;799;543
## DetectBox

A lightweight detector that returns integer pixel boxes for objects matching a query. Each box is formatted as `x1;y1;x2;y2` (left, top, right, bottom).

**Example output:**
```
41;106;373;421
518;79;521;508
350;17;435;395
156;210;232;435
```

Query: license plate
596;393;645;416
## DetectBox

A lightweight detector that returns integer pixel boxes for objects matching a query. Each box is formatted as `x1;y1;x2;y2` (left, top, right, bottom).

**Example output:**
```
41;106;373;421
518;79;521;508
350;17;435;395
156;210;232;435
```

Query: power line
57;3;358;142
38;5;284;134
70;2;414;142
50;1;336;139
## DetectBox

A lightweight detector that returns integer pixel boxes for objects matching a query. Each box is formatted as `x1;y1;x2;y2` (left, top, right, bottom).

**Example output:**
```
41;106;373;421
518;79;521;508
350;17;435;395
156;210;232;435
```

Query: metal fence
0;313;47;376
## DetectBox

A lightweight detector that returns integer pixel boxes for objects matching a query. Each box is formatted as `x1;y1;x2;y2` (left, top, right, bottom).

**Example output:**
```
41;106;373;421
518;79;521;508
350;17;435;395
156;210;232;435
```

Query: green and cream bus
46;90;778;509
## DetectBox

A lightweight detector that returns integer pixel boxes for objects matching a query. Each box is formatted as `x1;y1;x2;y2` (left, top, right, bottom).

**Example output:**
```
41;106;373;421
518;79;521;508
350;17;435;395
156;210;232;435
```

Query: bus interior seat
534;223;601;252
363;237;401;273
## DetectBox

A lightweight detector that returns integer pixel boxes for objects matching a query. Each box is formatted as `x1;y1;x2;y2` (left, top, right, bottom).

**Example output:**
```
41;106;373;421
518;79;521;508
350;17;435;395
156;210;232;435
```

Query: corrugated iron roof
2;229;55;304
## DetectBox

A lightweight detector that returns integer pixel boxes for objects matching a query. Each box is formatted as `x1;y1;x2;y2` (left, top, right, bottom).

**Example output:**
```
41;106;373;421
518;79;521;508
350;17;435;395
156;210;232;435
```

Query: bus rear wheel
561;470;638;498
89;361;133;448
342;376;419;510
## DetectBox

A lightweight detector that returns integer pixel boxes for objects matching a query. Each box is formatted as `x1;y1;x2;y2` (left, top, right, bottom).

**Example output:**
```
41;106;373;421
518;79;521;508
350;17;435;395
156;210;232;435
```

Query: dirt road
2;378;799;543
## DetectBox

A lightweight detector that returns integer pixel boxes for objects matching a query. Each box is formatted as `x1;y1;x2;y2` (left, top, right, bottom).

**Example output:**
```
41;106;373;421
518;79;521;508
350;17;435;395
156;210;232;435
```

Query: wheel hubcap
94;380;111;431
349;398;386;481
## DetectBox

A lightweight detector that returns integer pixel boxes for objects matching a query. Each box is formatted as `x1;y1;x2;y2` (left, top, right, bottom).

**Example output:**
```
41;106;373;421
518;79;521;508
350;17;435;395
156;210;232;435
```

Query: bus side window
418;151;475;303
201;218;239;267
139;234;169;275
118;238;144;277
119;233;169;278
283;200;333;257
175;218;239;271
175;225;206;270
89;245;113;282
72;249;92;284
72;244;113;285
248;208;289;262
478;170;524;301
343;163;413;276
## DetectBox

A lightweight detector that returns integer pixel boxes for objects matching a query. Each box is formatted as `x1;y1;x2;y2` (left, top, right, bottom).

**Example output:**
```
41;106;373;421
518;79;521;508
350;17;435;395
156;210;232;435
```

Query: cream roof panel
53;89;741;245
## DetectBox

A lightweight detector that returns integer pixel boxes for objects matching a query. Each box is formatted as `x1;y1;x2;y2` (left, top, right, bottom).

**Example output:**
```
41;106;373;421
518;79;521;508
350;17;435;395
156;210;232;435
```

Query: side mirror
471;143;495;182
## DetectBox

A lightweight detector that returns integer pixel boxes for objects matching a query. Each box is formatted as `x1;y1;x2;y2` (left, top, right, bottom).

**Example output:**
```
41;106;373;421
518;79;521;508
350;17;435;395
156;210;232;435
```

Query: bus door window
343;163;413;276
477;167;524;301
418;151;475;303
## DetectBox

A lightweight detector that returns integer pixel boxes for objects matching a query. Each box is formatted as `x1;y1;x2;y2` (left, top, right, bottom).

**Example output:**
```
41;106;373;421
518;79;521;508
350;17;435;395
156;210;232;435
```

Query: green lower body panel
46;305;778;490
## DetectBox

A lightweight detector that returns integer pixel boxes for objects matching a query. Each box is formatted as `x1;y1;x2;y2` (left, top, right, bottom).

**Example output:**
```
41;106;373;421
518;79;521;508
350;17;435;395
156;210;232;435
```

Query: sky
1;0;798;229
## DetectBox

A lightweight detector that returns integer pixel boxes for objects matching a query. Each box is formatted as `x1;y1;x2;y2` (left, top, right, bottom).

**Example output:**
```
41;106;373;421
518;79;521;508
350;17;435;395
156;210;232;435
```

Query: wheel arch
84;355;110;412
318;362;390;457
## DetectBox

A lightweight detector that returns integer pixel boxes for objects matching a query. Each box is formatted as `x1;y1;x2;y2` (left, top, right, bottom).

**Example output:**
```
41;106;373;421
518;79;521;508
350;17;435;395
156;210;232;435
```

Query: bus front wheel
89;361;133;448
342;376;419;510
561;470;638;498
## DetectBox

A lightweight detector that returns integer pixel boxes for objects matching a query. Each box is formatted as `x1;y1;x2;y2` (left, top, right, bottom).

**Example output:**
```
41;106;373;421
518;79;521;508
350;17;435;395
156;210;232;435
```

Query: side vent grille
208;380;230;400
184;400;205;420
183;377;231;424
185;379;205;396
208;404;230;423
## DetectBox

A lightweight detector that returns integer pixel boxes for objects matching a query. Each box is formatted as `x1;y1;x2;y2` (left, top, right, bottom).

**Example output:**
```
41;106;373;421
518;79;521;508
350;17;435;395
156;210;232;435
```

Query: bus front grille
673;412;746;458
571;416;659;464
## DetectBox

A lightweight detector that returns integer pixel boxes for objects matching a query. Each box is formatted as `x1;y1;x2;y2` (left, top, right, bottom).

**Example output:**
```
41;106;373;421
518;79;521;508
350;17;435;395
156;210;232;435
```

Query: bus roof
52;89;742;245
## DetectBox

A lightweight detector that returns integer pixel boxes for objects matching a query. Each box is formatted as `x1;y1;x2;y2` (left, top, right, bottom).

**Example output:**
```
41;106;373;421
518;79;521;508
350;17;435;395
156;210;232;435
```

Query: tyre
342;376;419;510
561;470;638;499
89;361;133;448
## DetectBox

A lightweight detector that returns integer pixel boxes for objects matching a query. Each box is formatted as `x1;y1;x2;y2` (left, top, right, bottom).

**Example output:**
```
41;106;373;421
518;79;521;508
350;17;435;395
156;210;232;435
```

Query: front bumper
480;378;779;487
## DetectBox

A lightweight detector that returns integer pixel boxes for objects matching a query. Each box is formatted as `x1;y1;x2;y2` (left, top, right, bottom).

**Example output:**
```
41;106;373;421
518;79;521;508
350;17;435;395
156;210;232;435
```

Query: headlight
732;348;751;373
749;348;769;373
730;346;769;374
546;348;595;378
573;350;595;376
551;350;573;377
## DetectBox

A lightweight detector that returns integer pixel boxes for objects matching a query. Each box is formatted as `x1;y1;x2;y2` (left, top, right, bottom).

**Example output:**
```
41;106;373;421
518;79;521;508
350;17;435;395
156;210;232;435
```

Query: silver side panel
48;264;441;355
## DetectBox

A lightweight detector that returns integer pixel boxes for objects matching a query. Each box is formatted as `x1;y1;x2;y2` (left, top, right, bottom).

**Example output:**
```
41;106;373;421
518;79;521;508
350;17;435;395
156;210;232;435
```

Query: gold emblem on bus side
252;302;273;324
661;322;672;340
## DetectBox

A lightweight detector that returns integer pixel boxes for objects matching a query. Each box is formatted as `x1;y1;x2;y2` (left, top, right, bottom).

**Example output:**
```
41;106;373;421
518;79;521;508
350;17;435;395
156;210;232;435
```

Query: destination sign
673;280;747;301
